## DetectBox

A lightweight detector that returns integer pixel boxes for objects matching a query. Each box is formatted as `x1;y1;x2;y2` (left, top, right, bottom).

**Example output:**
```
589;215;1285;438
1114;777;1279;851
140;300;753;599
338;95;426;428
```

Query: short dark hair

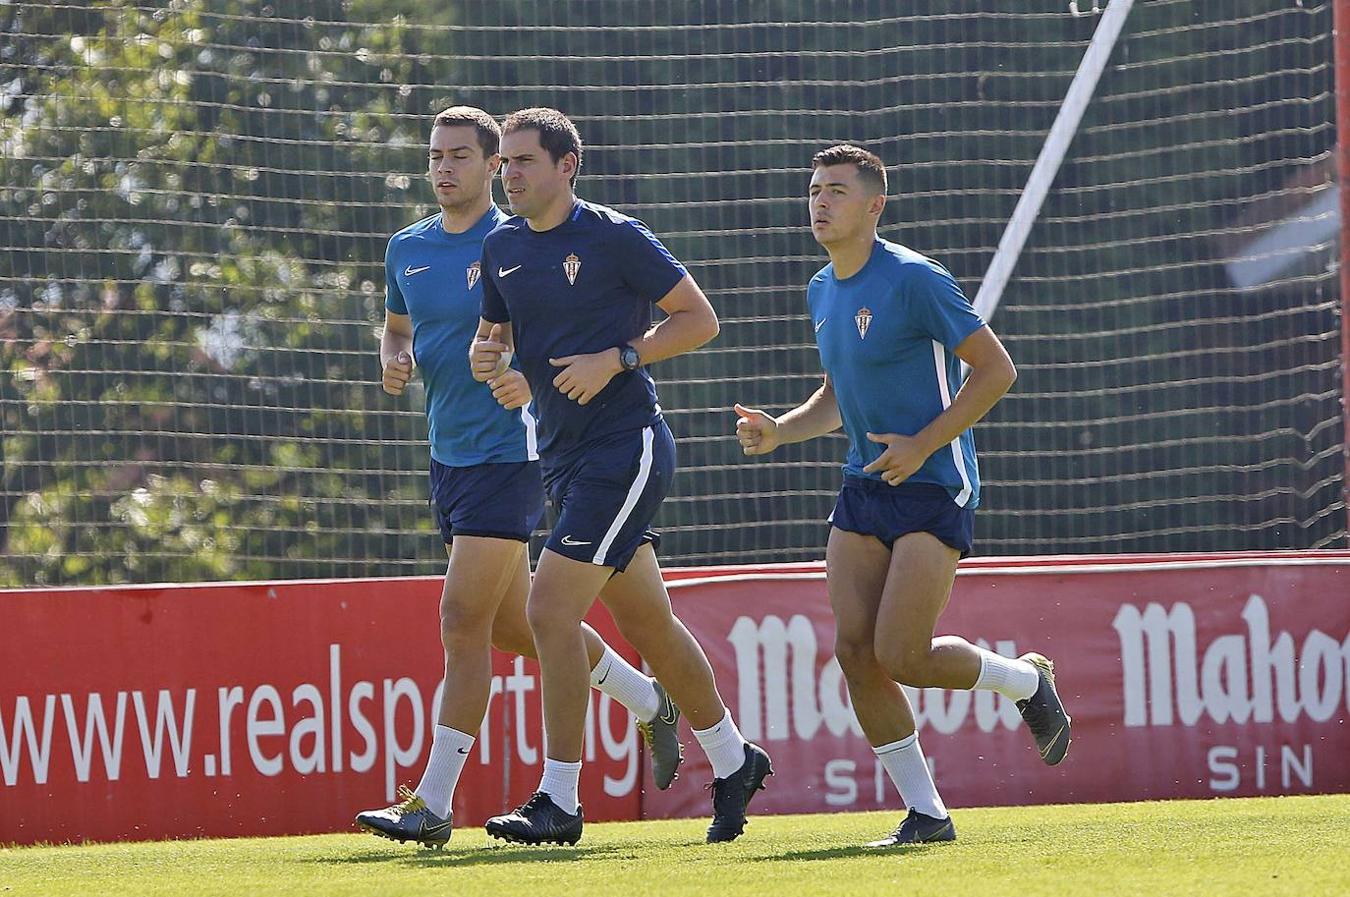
502;107;583;186
432;106;501;157
811;144;887;195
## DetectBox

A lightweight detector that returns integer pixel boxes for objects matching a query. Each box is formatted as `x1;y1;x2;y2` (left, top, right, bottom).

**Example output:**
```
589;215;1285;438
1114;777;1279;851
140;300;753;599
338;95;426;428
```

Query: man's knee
833;633;880;680
439;591;494;651
875;640;937;688
525;587;585;637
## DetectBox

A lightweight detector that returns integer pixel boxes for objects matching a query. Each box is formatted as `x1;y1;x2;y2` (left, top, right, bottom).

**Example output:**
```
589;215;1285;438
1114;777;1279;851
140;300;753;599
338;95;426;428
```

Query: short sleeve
384;237;408;315
905;262;985;351
806;272;824;319
479;235;511;323
615;218;688;303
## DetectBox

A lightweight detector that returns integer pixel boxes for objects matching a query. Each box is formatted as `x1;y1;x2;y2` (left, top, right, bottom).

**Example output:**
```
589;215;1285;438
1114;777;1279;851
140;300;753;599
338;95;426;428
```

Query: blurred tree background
1;0;1343;586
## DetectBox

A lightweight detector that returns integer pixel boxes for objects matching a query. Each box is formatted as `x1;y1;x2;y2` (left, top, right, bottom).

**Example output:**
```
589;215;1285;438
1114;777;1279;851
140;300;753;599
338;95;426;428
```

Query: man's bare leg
827;528;948;838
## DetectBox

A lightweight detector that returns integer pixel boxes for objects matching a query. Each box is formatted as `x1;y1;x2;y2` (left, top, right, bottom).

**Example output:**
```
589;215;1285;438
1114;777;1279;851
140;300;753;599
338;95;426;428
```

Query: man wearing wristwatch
470;107;772;847
618;342;641;373
353;106;685;851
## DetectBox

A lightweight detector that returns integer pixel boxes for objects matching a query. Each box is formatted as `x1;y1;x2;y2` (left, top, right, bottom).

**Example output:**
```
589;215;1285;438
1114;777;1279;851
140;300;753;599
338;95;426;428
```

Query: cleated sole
863;820;957;848
655;744;685;791
485;828;581;847
1039;718;1072;765
863;808;957;848
356;821;448;849
641;684;686;792
647;742;685;791
707;782;774;842
1020;653;1073;766
706;750;774;843
747;760;774;806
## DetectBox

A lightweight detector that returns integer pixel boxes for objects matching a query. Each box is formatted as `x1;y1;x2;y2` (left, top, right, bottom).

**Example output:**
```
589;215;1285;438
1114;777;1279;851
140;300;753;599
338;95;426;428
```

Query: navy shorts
429;459;545;544
829;475;975;557
542;421;675;572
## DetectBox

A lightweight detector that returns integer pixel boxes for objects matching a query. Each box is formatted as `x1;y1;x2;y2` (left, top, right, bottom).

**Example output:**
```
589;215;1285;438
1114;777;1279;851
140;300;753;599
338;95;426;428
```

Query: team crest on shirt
563;253;582;285
855;306;873;339
466;261;481;290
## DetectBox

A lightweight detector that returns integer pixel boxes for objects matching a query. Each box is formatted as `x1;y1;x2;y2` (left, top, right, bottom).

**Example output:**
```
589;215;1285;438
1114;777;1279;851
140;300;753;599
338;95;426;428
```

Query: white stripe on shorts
592;426;655;566
519;405;539;461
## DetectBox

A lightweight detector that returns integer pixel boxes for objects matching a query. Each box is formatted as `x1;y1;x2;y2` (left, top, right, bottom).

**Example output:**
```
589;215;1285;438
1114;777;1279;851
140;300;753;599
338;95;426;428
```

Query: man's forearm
630;307;719;366
381;329;412;367
775;384;843;445
913;365;1014;456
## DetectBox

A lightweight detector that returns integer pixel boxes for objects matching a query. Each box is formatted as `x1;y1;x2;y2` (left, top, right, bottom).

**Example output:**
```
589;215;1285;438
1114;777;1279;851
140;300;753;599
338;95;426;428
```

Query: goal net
0;0;1343;585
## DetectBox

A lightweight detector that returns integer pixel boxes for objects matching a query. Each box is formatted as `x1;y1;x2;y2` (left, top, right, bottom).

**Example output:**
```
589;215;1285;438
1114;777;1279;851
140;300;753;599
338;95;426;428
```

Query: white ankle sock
589;646;661;721
874;733;947;819
973;649;1040;701
414;725;474;818
538;758;582;815
692;709;748;780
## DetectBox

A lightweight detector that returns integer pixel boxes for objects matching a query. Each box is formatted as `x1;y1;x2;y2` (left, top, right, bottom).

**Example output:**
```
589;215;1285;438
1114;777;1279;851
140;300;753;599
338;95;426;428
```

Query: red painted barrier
4;552;1347;845
650;553;1350;818
1;578;641;845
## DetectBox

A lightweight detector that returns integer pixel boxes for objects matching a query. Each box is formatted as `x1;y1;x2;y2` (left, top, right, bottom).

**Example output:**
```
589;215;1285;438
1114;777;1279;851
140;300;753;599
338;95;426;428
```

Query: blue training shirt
809;238;986;508
385;206;538;467
479;199;687;464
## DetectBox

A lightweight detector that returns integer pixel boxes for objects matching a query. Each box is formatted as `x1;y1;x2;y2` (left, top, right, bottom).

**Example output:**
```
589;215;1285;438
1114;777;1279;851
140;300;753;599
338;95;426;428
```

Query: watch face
621;346;640;370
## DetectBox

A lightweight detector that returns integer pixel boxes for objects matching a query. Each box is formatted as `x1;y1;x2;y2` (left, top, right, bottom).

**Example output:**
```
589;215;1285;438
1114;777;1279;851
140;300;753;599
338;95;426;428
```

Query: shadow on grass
315;842;633;867
756;841;956;862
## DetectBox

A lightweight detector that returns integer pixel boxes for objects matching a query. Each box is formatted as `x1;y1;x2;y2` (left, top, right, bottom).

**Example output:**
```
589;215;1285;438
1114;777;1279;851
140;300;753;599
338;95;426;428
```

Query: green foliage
0;0;435;584
0;1;1342;585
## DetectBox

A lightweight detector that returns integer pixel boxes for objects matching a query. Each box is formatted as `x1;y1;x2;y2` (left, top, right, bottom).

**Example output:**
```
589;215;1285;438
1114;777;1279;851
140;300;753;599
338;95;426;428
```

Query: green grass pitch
3;796;1346;897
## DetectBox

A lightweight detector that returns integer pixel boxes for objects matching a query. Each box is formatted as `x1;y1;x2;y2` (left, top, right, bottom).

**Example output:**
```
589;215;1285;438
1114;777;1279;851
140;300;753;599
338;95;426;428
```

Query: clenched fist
383;350;414;396
733;403;780;455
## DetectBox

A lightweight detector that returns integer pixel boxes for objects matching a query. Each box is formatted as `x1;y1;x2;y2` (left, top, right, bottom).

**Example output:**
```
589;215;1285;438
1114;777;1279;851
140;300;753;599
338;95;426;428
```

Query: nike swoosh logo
404;265;430;276
596;669;610;685
456;747;470;754
659;701;678;725
498;265;523;277
814;317;827;332
1040;726;1066;759
560;535;591;546
421;819;453;836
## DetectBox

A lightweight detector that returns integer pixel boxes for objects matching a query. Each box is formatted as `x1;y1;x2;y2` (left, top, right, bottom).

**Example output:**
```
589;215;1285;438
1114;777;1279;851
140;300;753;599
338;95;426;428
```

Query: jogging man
471;108;771;846
354;107;681;849
733;144;1071;847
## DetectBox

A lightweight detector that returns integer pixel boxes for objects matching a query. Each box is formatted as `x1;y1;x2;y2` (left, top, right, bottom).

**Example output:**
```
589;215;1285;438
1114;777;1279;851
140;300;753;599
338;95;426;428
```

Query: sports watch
618;343;641;372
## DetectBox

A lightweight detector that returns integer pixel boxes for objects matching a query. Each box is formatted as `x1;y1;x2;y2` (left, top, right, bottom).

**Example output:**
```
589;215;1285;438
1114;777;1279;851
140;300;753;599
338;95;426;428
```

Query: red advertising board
650;553;1350;819
4;552;1347;845
0;578;642;845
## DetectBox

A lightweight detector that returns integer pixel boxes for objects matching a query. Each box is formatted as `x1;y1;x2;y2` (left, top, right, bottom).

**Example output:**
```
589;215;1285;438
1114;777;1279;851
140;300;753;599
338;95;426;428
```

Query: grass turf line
1;795;1346;897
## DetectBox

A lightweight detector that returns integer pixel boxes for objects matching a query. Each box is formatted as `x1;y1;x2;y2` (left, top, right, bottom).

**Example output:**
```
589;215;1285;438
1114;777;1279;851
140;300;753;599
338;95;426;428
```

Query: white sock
589;646;661;721
538;758;582;815
874;733;947;819
415;725;475;818
973;649;1040;701
692;709;749;780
